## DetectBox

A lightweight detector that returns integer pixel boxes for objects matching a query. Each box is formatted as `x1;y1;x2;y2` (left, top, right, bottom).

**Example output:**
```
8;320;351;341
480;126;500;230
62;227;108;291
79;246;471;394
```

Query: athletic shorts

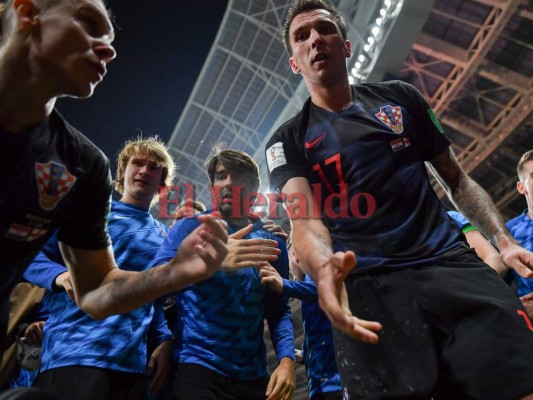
334;250;533;400
170;363;269;400
35;366;147;400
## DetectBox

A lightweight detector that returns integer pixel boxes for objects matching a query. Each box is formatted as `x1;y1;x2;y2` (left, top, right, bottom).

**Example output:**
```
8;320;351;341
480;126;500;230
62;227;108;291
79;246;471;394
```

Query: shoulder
357;80;419;99
506;211;527;230
50;111;109;169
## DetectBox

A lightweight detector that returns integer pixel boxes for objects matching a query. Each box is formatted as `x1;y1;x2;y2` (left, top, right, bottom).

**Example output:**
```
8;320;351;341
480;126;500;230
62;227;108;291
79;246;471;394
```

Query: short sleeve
399;81;451;160
447;211;476;234
265;117;308;193
57;149;111;250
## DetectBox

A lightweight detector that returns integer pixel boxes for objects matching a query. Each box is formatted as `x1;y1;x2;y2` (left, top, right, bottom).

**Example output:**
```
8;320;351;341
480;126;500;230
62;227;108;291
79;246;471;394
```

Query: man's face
31;0;116;98
212;162;257;219
518;160;533;213
288;9;351;87
122;153;163;205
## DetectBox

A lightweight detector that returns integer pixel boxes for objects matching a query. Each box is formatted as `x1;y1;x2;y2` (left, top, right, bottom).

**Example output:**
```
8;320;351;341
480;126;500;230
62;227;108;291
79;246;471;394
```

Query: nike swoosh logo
305;132;328;149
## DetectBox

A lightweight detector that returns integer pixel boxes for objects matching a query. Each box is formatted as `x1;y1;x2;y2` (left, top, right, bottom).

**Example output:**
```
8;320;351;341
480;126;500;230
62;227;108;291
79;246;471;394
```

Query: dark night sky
56;0;228;176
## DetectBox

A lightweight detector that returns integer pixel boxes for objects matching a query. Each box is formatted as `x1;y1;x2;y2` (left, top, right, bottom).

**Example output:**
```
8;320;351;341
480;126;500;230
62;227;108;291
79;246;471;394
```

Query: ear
517;181;526;195
345;39;352;58
13;0;39;33
289;57;301;75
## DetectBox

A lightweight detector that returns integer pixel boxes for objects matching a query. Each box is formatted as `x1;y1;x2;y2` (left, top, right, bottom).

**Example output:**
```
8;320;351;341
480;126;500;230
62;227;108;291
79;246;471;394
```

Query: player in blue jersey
507;150;533;320
265;1;533;398
22;137;176;400
152;148;295;400
447;211;507;275
261;238;341;400
0;0;228;372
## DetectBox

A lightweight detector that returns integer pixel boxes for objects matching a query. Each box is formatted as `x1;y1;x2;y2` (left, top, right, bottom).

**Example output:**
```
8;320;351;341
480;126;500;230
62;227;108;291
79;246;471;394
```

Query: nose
94;42;116;64
309;29;323;47
138;165;149;175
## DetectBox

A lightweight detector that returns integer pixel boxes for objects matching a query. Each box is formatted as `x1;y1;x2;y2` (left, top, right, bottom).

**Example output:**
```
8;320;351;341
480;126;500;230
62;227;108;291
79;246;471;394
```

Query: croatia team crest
375;105;404;133
35;161;77;211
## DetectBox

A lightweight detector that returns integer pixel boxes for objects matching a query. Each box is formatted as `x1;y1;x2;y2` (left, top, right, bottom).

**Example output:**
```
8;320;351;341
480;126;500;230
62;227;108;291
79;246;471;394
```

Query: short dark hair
204;145;260;192
517;150;533;181
283;0;347;55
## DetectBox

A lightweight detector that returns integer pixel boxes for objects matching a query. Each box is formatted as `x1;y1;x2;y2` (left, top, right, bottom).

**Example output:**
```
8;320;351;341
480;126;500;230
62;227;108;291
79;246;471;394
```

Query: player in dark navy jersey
0;0;228;366
265;1;533;399
23;137;176;400
152;148;295;400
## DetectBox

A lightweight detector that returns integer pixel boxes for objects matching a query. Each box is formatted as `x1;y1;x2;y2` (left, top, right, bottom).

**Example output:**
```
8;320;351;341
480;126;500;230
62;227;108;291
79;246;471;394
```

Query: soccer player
152;148;295;400
0;0;227;357
507;149;533;319
23;137;176;400
265;0;533;398
260;238;342;400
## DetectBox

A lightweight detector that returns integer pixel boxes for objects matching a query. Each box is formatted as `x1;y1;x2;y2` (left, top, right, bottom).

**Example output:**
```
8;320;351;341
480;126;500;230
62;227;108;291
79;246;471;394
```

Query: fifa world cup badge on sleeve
266;142;287;172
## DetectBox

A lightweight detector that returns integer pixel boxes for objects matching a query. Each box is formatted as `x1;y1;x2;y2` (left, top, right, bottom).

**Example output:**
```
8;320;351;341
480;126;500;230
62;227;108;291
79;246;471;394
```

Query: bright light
358;54;365;62
376;17;383;26
372;26;381;36
364;44;370;52
355;61;361;69
380;8;386;16
385;0;392;8
368;37;375;45
348;75;355;84
351;67;358;75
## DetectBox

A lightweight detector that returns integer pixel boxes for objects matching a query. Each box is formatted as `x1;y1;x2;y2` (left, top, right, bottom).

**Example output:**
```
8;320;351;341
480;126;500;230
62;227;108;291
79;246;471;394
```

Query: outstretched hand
222;224;281;271
500;242;533;279
172;213;229;283
317;251;382;343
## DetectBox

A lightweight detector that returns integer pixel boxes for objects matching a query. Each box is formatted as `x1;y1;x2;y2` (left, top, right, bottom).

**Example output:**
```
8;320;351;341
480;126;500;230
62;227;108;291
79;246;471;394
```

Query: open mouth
313;53;328;63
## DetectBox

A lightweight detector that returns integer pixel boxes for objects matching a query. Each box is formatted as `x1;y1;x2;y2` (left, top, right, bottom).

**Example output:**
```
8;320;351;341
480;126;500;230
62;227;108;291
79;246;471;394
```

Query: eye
78;15;97;34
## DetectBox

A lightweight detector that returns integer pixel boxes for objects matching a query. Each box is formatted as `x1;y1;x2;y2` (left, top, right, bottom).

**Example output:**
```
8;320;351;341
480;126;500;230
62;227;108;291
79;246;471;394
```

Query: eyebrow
78;3;115;42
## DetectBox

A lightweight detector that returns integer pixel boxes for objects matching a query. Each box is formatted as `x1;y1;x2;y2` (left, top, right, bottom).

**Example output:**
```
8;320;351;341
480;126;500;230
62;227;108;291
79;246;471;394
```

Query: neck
0;41;57;132
119;194;152;210
307;76;353;112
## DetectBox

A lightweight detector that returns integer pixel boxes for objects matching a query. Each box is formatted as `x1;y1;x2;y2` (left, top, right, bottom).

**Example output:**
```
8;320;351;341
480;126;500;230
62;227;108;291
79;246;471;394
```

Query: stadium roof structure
166;0;531;397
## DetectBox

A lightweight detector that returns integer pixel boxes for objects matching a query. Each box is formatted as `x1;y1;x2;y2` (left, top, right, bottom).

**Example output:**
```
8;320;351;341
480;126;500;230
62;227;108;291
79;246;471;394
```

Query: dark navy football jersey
0;111;111;295
0;111;111;350
266;81;465;271
506;210;533;297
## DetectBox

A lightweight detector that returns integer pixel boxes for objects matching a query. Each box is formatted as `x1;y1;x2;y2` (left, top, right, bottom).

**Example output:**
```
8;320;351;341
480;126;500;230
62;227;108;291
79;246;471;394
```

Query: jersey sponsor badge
35;161;77;211
375;105;404;133
266;142;287;172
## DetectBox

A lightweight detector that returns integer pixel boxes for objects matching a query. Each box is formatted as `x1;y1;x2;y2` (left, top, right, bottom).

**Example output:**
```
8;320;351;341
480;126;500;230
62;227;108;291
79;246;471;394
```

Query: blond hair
114;136;175;197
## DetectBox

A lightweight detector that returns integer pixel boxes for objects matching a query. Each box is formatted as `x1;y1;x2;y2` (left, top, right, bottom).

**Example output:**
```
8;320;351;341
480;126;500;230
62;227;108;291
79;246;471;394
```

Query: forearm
76;262;189;319
450;176;515;249
292;219;333;283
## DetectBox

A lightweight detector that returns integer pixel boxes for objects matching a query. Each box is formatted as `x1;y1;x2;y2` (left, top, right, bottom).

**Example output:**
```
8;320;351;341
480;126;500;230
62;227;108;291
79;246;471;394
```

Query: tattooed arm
429;148;533;278
281;177;382;343
60;214;228;319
